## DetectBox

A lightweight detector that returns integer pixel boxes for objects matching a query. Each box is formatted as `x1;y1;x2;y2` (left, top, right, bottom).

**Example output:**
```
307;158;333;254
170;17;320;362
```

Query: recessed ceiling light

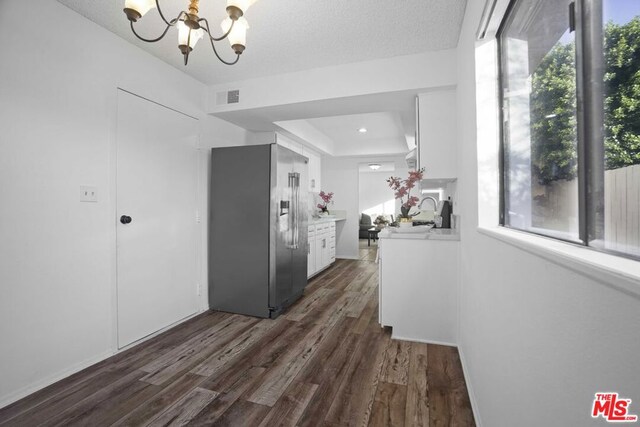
358;127;367;133
369;163;381;170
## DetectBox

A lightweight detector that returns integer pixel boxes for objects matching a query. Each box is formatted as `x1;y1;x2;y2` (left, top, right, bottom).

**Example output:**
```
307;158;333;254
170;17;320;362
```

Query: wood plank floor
0;258;475;427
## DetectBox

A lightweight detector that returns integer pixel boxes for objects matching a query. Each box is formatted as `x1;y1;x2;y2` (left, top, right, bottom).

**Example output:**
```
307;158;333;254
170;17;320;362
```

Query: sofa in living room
359;213;372;239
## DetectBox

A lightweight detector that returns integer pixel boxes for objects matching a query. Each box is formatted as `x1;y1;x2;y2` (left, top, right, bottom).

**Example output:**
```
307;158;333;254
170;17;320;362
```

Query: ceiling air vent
227;90;240;104
215;90;241;105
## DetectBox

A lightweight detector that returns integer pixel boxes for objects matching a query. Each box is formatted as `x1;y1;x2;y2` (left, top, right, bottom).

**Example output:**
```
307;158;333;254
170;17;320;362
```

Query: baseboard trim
389;334;457;348
458;345;483;427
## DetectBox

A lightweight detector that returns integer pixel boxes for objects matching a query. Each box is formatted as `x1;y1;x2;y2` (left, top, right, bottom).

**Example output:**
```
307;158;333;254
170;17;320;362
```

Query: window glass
501;0;580;242
602;0;640;256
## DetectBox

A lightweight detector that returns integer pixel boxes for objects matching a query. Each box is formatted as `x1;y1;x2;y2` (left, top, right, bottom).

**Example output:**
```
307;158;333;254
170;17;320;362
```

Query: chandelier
123;0;255;66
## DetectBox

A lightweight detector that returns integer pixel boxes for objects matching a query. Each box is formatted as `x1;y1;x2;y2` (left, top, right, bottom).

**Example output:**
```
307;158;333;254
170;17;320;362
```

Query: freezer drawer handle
120;215;132;224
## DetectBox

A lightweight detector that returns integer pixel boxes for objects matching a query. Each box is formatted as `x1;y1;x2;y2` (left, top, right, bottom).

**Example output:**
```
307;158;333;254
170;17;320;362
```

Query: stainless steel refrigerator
209;144;308;318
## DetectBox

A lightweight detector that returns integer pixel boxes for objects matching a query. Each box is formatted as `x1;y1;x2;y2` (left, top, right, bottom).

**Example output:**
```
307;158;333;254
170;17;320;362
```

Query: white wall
323;156;407;258
456;2;640;426
359;172;396;218
0;0;248;407
359;168;410;220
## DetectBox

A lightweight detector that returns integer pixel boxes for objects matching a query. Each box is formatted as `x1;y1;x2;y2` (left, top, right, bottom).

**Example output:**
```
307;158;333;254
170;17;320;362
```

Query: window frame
496;0;638;261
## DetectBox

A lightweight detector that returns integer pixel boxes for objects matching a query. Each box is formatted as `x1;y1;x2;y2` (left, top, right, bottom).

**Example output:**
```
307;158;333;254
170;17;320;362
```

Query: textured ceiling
56;0;467;85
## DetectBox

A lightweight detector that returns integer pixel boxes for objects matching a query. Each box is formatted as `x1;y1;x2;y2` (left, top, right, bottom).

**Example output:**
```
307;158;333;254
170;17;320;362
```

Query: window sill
477;226;640;297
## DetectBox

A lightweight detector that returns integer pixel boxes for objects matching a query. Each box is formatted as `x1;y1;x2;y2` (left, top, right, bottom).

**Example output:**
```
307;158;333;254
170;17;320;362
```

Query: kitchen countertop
310;216;345;224
378;227;460;241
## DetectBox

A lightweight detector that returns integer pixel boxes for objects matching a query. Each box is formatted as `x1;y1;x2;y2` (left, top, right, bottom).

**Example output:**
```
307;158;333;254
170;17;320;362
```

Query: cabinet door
328;226;336;263
321;234;331;268
307;238;316;278
417;89;457;179
315;234;325;270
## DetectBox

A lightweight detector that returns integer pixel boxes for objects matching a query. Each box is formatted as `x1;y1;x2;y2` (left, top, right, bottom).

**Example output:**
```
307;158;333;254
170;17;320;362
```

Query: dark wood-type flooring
0;258;475;426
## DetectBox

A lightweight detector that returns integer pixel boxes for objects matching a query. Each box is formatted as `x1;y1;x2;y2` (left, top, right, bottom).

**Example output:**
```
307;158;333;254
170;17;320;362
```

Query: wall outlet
80;186;98;202
196;283;201;296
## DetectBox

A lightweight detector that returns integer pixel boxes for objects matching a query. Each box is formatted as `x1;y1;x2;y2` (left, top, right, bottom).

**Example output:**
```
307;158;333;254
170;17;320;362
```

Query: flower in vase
386;168;425;219
317;190;334;214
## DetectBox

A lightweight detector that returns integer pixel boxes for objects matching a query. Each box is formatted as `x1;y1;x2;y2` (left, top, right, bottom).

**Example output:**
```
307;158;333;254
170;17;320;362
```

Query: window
499;0;640;259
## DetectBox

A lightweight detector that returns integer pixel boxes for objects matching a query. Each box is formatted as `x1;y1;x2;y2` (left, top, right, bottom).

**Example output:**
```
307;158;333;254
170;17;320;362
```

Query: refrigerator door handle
287;172;300;249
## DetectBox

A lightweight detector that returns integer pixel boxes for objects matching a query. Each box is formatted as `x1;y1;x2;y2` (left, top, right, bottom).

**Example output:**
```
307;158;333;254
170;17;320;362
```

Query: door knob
120;215;132;224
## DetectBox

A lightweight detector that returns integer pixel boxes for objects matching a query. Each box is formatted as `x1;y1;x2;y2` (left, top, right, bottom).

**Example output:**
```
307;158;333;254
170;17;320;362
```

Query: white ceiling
304;112;408;156
57;0;466;157
56;0;467;85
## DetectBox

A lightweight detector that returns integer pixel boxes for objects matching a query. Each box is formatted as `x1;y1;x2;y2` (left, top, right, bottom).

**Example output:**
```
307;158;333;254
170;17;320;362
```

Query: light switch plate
80;186;98;202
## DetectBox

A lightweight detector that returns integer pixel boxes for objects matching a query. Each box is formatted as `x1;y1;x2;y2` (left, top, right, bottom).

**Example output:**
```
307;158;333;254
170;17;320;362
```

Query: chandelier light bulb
221;17;249;54
124;0;157;21
226;0;258;15
178;20;204;50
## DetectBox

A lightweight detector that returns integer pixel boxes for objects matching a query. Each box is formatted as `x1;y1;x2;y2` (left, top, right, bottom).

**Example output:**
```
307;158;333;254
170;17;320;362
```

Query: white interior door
116;90;199;348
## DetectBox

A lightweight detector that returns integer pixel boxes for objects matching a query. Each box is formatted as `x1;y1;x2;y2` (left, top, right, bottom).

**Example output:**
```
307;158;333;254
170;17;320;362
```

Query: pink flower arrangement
386;168;425;218
317;190;334;213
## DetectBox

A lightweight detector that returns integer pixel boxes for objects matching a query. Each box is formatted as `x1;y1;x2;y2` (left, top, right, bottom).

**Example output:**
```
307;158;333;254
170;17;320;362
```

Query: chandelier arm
200;19;241;65
209;34;241;65
154;0;173;26
129;10;186;43
184;28;192;66
130;20;172;43
199;17;235;42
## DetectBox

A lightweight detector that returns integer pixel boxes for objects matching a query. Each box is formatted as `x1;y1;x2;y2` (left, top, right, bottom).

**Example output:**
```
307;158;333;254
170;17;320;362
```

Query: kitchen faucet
418;196;438;210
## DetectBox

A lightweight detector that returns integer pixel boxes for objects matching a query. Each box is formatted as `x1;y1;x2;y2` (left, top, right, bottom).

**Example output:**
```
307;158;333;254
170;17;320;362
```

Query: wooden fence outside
605;164;640;257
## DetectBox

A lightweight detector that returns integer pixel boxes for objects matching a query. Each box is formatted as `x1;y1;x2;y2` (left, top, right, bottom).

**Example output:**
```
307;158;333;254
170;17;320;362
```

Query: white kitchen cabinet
307;220;335;278
378;237;459;345
303;148;321;192
315;222;329;271
417;89;457;179
275;133;322;192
